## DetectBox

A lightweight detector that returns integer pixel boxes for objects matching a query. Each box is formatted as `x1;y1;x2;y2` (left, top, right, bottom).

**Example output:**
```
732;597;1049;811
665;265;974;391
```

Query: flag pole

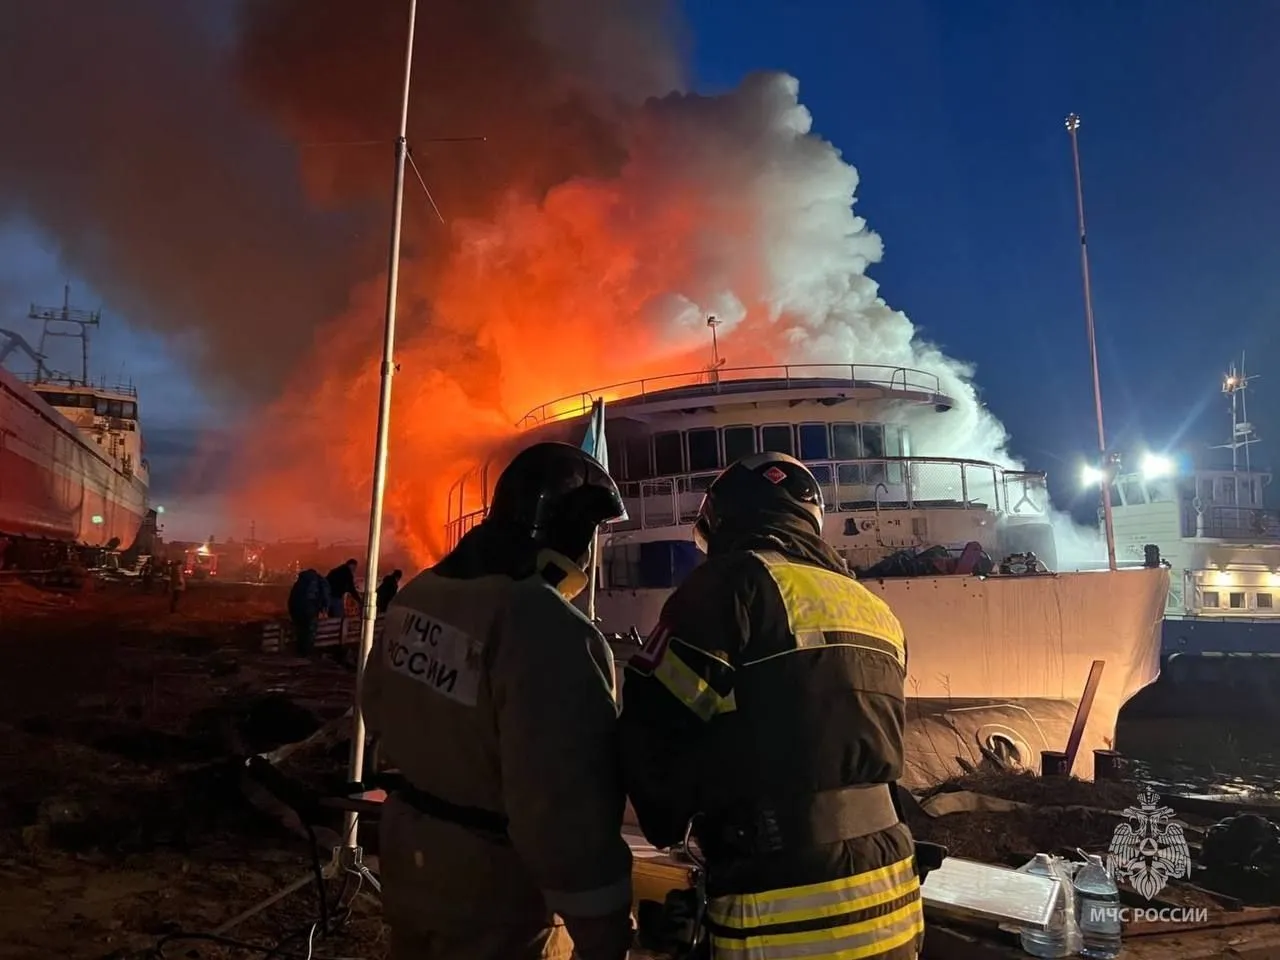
586;530;601;622
343;0;418;851
585;399;603;621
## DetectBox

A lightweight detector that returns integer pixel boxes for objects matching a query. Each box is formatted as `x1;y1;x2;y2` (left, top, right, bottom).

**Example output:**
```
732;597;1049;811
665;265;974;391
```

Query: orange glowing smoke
225;65;900;565
230;169;778;565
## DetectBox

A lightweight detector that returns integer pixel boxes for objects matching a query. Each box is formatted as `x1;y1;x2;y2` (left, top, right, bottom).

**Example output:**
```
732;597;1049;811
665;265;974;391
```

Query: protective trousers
388;919;574;960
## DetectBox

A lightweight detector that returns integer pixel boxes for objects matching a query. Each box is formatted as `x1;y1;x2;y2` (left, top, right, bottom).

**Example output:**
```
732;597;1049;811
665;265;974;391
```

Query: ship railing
515;364;945;429
1186;505;1280;540
444;457;1047;547
11;370;139;398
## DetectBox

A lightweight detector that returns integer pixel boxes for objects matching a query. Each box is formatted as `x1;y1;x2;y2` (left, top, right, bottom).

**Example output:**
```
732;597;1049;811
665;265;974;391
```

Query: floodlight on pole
1141;453;1173;480
344;0;419;852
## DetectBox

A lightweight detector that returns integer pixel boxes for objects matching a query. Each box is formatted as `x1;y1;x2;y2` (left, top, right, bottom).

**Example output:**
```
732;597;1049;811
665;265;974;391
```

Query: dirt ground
0;576;1266;959
0;577;386;959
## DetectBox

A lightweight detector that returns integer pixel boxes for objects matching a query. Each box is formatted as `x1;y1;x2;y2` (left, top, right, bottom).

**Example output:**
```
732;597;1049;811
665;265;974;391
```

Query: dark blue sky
683;0;1280;511
2;0;1277;528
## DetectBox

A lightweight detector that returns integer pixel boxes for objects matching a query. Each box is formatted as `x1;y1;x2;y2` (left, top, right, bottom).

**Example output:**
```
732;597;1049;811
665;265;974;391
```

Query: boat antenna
30;284;101;386
706;314;726;384
1215;353;1260;473
345;0;419;851
1065;113;1117;572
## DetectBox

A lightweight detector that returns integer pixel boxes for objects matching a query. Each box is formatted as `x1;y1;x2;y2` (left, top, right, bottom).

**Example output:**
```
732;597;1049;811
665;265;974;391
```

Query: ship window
722;425;756;465
1121;480;1146;505
107;400;124;418
123;401;137;420
884;426;904;484
1258;593;1274;609
653;431;683;476
1146;478;1174;503
1216;477;1237;505
95;397;109;415
1229;592;1246;609
831;423;861;460
686;428;720;473
760;425;794;456
797;423;830;462
623;435;652;481
862;424;886;484
862;424;886;458
1202;591;1219;608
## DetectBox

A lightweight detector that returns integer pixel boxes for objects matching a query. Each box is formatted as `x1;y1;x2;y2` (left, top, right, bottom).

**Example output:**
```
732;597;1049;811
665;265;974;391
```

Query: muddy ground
0;577;1264;958
0;577;386;959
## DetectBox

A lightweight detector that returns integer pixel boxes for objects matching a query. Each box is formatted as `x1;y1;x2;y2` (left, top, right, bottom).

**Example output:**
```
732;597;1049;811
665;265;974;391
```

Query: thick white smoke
434;71;1106;567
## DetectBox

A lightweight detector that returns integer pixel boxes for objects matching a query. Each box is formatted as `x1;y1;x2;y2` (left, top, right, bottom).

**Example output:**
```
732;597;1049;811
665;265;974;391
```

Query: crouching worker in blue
360;441;635;960
619;453;926;960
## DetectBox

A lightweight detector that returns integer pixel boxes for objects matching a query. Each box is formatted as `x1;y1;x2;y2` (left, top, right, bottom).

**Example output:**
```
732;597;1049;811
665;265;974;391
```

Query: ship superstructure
446;362;1169;785
1108;357;1279;659
0;288;149;549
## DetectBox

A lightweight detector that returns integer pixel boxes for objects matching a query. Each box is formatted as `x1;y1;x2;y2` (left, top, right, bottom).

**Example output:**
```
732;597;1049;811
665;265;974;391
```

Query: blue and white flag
581;397;629;522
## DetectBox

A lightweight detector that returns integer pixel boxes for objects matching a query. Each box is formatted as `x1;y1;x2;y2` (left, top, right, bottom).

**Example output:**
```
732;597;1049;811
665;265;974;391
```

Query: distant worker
288;568;331;656
325;558;361;618
619;453;928;960
139;557;155;594
375;569;403;614
361;441;634;960
167;560;186;614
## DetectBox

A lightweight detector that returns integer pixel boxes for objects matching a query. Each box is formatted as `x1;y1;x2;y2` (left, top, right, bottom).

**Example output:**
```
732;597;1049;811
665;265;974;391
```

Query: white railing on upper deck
14;370;140;399
445;456;1048;548
516;364;945;429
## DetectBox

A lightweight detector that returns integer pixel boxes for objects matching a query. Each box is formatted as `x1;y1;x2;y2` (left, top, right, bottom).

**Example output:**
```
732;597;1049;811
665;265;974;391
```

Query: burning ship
445;363;1171;784
0;290;149;554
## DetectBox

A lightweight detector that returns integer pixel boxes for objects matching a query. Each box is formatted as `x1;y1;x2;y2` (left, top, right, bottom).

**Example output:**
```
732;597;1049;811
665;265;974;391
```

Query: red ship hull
0;367;147;547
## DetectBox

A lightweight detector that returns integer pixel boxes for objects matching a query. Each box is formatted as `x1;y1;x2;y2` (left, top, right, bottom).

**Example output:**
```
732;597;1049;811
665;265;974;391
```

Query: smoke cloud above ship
0;0;1101;565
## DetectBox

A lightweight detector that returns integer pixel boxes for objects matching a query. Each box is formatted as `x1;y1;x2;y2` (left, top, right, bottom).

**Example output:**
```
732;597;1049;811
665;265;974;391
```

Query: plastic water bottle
1018;854;1073;958
1074;854;1123;959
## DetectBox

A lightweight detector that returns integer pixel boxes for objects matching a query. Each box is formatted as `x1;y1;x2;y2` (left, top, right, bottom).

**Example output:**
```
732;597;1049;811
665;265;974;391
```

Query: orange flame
228;176;775;565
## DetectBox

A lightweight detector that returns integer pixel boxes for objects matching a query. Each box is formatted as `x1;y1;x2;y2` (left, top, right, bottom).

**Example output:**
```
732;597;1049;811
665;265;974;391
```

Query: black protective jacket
618;512;923;959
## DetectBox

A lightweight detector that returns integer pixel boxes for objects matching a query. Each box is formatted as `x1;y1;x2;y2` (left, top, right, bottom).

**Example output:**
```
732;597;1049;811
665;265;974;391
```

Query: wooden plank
1064;658;1105;774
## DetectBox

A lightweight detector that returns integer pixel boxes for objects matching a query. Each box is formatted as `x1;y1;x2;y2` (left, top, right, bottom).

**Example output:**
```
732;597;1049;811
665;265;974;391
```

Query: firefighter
325;558;361;617
167;559;186;613
619;452;926;960
288;568;330;655
375;568;403;614
360;441;635;960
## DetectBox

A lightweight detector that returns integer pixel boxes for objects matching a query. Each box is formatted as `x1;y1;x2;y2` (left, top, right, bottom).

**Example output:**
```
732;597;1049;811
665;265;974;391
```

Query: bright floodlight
1142;453;1173;479
1080;464;1104;487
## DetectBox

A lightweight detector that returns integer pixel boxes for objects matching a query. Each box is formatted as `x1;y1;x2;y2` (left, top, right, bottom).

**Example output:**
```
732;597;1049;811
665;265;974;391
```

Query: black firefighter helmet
486;440;625;563
692;452;825;554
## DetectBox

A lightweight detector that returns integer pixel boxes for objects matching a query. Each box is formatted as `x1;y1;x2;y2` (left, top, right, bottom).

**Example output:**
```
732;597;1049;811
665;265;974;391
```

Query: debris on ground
1;576;1276;959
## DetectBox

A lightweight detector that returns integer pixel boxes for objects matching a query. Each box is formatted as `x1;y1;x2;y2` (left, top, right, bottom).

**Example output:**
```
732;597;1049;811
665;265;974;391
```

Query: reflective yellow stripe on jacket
707;855;923;959
652;642;737;722
748;551;906;669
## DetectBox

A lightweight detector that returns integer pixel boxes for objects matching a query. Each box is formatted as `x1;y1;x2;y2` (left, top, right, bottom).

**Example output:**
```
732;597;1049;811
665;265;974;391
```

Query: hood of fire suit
431;519;589;600
704;508;850;578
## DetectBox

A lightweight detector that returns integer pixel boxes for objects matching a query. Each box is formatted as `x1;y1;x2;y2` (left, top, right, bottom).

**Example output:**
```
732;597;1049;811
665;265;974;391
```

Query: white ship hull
597;567;1169;785
0;366;147;547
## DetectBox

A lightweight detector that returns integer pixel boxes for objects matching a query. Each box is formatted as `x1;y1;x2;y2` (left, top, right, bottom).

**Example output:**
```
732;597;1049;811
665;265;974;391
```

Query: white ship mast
1212;354;1260;473
1065;113;1118;571
30;284;101;387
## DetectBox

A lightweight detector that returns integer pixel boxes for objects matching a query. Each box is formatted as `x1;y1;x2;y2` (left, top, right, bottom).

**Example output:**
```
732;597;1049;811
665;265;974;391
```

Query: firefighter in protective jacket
619;452;925;960
361;441;635;960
